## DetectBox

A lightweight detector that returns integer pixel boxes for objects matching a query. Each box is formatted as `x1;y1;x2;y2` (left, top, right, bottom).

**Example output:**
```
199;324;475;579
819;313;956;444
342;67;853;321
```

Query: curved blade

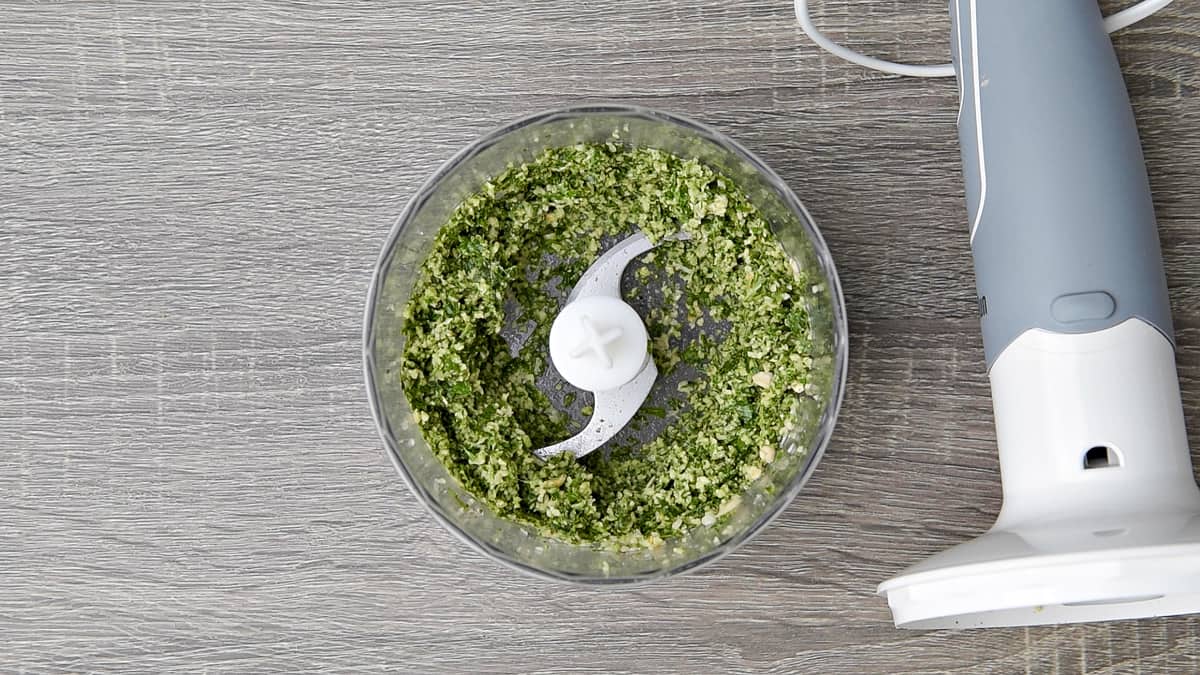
534;356;657;460
533;231;686;461
566;231;689;303
566;233;654;302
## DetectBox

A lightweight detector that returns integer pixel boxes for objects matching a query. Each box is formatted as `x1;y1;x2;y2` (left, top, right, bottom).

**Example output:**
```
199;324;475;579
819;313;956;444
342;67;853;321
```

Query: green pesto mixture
399;143;818;548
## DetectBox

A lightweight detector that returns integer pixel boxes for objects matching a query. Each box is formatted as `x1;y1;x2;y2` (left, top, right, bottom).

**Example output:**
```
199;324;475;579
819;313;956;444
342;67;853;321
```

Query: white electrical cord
1104;0;1176;32
794;0;1176;78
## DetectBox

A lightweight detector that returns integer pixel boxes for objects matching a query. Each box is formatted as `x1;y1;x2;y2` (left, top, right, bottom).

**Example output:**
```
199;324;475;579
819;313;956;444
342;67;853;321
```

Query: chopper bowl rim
361;103;850;586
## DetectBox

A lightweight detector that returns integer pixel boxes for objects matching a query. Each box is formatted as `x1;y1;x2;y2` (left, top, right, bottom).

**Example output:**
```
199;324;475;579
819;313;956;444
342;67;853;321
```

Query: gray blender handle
951;0;1174;368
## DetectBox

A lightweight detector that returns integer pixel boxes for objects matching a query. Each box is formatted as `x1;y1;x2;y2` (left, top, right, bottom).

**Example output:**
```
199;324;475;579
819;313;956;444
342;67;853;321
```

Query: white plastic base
880;319;1200;628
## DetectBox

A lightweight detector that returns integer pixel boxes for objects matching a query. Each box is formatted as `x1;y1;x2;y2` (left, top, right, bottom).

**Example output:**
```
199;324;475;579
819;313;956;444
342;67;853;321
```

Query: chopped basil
399;143;816;547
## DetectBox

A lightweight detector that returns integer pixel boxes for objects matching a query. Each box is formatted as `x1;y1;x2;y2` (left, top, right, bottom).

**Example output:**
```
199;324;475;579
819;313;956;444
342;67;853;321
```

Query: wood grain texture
4;0;1200;672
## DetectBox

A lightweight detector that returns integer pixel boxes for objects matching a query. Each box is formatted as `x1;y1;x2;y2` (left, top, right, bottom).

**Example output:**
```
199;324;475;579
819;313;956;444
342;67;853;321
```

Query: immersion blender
865;0;1200;627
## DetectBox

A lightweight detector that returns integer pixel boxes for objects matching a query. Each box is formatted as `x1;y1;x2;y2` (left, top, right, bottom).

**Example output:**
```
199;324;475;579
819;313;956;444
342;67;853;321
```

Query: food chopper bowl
363;104;848;584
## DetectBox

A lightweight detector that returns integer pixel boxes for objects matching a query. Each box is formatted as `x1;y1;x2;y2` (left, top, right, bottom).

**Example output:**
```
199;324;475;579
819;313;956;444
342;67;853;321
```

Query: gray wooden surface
5;1;1200;672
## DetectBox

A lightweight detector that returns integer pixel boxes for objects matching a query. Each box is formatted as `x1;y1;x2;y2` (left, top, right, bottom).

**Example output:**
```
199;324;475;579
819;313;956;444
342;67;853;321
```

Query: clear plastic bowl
364;105;848;584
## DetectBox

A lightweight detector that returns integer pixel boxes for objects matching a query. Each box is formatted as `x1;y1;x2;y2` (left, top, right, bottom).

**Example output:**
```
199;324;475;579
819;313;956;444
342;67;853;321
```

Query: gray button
1051;291;1116;323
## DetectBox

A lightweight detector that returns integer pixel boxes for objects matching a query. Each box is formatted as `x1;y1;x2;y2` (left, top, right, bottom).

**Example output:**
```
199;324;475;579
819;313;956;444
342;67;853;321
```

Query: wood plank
4;0;1200;671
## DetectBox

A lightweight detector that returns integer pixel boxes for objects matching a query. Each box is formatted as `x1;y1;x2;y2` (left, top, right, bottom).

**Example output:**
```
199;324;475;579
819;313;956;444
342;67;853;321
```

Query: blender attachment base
879;320;1200;628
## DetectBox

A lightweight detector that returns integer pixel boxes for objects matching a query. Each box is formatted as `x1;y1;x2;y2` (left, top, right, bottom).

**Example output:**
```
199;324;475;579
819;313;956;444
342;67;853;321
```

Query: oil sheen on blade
874;0;1200;628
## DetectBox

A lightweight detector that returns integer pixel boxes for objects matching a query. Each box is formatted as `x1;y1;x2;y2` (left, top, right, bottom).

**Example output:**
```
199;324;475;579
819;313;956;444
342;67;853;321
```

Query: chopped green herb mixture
399;143;818;547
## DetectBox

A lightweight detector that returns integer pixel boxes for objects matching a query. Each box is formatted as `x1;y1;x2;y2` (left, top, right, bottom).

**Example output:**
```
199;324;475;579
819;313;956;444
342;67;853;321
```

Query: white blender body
882;319;1200;629
875;0;1200;628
